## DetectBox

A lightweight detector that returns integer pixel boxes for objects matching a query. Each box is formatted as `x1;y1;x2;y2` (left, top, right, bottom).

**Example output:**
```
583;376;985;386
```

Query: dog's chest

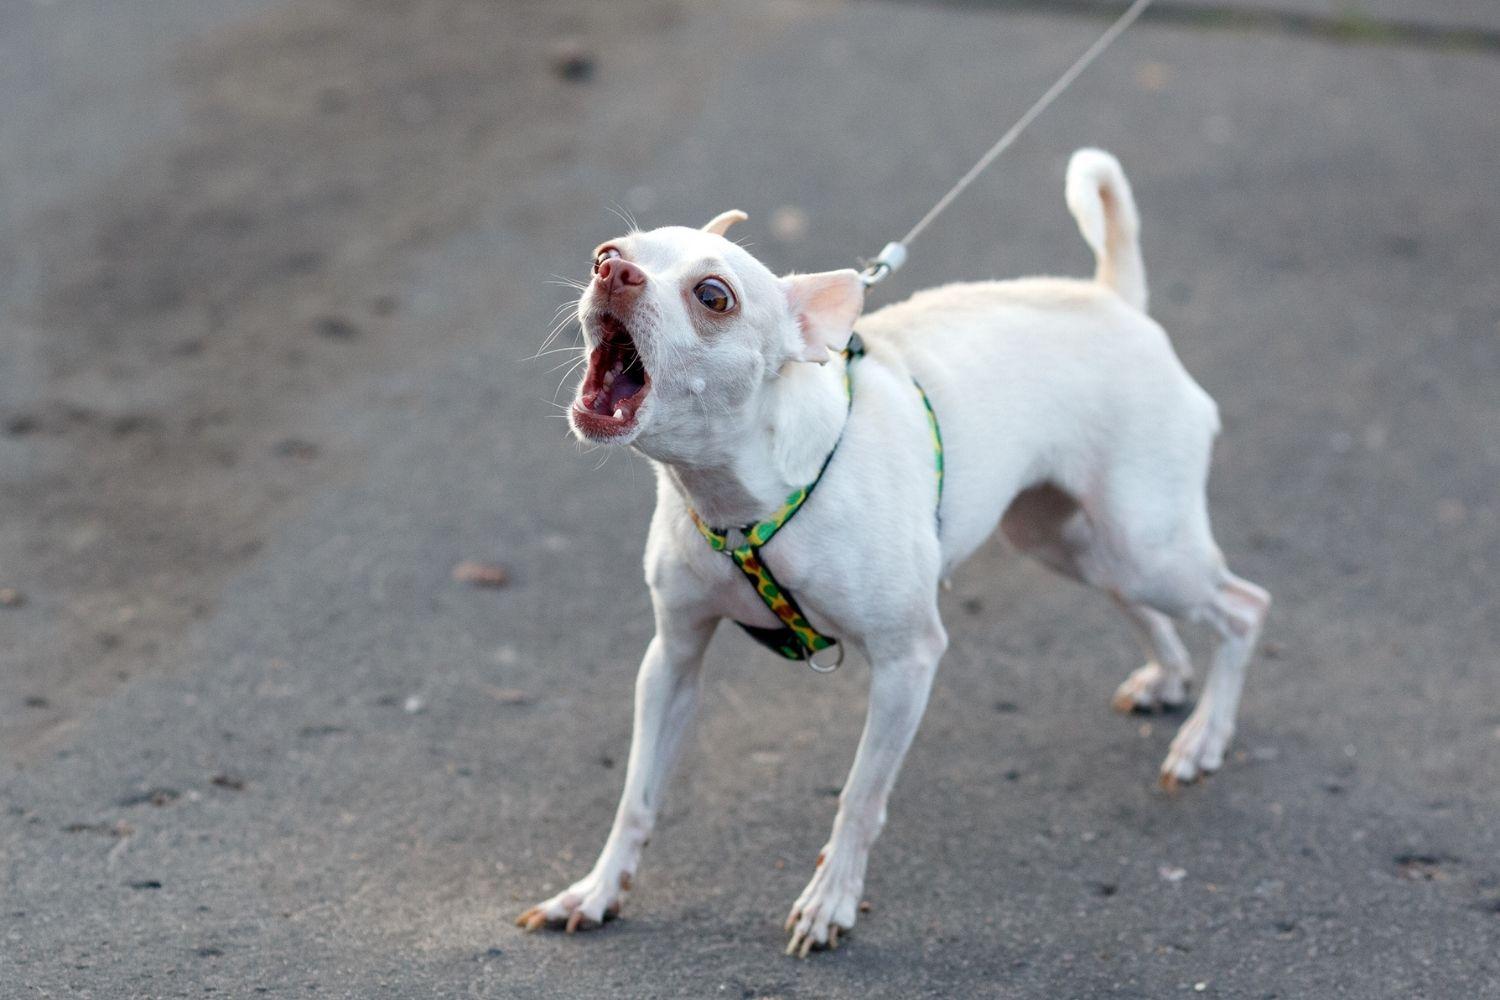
653;511;827;633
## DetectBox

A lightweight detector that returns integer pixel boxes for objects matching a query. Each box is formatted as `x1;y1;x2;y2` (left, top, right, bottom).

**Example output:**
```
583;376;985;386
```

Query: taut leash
859;0;1155;288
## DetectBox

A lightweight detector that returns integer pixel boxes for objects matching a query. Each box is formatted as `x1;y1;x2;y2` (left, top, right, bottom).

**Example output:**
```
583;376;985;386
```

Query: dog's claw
1113;662;1189;715
1159;712;1231;789
517;872;627;936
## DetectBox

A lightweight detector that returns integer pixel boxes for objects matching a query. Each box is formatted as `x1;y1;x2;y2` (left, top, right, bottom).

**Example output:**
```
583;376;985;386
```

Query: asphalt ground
2;1;1498;997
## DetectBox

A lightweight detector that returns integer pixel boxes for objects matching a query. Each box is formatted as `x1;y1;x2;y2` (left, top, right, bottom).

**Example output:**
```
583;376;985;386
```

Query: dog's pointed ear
782;270;865;364
702;210;748;237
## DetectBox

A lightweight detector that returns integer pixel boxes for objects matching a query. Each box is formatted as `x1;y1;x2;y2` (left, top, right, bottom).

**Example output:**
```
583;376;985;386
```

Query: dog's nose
596;257;646;294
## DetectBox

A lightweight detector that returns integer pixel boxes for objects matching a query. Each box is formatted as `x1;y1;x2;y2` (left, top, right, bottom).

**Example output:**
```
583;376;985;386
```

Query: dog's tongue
592;359;644;415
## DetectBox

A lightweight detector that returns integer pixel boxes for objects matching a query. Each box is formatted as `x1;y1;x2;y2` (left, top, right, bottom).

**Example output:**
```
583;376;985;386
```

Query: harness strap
688;334;943;669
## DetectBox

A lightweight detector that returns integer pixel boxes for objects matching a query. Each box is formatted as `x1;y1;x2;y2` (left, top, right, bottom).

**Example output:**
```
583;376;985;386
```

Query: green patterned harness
687;333;945;671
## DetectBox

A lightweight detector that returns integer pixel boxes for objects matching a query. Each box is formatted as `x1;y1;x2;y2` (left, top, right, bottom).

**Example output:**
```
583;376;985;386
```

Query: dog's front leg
785;617;947;957
517;612;715;933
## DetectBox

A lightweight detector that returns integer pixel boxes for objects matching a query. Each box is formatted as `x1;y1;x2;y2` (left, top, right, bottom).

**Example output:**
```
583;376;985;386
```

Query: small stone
117;787;180;808
0;588;24;607
1159;865;1187;883
402;695;426;715
551;38;595;83
1394;853;1450;881
453;561;510;588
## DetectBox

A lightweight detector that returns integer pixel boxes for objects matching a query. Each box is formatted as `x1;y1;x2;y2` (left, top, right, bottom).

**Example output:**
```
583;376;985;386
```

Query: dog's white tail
1065;148;1147;312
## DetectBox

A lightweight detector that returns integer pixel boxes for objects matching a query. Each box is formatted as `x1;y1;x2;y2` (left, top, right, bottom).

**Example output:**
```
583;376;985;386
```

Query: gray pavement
2;1;1499;997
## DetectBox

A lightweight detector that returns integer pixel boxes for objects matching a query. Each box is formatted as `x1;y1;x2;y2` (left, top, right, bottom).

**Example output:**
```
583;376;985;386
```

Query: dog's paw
1112;662;1188;714
515;870;632;934
1158;713;1232;790
784;851;863;958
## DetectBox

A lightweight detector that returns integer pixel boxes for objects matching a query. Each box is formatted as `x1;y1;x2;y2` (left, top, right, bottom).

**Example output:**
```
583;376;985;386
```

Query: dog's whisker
552;357;588;402
528;345;583;361
546;354;588;376
607;203;640;233
534;320;579;359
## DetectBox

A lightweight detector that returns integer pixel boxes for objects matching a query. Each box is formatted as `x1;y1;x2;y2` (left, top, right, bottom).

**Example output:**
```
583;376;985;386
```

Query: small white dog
518;149;1269;955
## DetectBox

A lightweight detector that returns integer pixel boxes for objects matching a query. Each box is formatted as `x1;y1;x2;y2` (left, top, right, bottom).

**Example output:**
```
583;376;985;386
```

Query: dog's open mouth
572;314;651;439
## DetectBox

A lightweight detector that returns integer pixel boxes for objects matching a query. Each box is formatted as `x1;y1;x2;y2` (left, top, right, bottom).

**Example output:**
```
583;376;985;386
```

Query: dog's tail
1065;148;1147;312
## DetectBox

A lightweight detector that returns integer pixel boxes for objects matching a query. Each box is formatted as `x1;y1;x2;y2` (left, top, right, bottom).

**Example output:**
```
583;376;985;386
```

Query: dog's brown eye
693;277;735;313
593;247;621;273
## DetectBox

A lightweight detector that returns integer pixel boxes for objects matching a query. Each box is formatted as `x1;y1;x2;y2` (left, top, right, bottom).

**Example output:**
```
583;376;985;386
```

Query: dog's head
566;212;864;459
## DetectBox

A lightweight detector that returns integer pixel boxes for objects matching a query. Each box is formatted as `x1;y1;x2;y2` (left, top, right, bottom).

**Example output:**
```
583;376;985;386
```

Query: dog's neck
655;358;849;529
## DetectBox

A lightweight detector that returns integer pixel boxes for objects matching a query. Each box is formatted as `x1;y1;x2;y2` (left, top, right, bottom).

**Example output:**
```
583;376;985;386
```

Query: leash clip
807;641;845;673
859;241;908;287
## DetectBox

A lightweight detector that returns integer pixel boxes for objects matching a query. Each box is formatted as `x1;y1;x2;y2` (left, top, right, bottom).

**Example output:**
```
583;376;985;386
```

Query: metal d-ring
807;641;844;673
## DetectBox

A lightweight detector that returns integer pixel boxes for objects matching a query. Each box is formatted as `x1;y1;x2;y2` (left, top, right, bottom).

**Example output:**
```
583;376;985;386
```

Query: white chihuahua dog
518;149;1269;955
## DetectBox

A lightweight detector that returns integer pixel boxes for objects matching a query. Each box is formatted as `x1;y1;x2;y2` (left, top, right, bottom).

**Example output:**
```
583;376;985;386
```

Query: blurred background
2;0;1497;995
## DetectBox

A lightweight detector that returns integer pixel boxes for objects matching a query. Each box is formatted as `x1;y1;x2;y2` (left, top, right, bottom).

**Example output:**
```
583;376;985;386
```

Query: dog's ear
782;270;865;364
702;210;748;237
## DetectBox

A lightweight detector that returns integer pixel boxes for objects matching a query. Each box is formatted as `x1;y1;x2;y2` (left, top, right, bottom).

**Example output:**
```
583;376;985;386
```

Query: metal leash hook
859;241;908;287
807;641;845;673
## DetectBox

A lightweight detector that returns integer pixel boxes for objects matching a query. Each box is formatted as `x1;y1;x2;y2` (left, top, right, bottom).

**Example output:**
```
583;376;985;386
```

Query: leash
688;1;1150;670
859;0;1155;287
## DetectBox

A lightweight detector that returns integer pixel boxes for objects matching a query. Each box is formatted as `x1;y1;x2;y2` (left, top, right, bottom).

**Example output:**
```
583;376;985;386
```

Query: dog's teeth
613;408;626;420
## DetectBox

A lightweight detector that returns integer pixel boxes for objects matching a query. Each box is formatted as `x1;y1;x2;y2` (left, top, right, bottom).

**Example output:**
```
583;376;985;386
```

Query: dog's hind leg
784;614;948;957
1110;599;1193;714
1027;469;1268;784
1158;568;1269;788
1000;484;1195;714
